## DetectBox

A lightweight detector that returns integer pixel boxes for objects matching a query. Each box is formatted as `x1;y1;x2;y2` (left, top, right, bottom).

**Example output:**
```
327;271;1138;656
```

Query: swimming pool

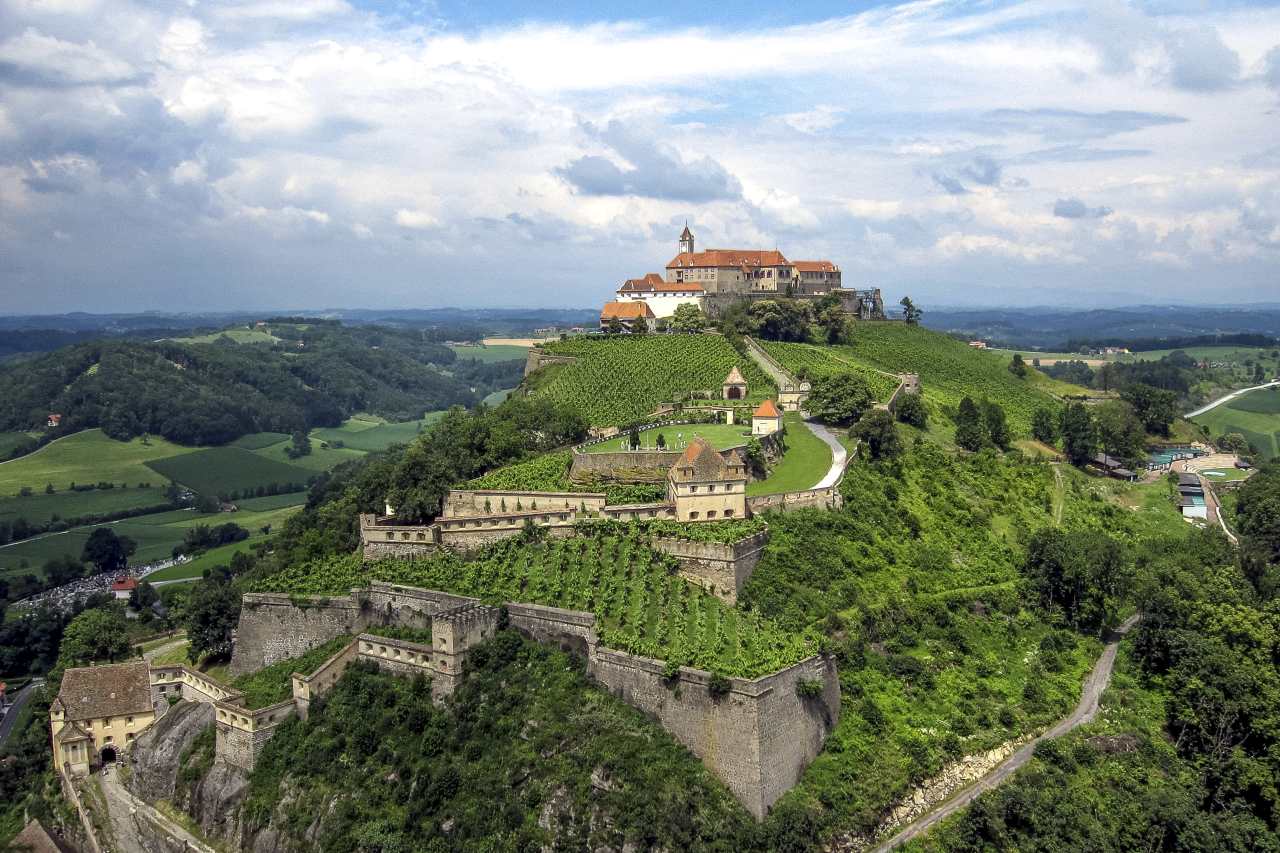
1148;446;1206;466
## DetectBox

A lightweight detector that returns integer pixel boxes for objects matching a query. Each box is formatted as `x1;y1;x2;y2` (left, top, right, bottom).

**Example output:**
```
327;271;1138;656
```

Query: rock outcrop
128;700;214;802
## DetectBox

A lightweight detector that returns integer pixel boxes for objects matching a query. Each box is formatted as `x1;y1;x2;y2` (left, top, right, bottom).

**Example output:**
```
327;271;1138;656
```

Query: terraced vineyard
533;336;775;426
758;341;901;400
251;532;814;678
464;452;667;505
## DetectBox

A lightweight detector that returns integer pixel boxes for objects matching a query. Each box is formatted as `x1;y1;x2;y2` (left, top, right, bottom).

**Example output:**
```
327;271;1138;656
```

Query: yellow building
751;399;782;436
50;660;156;776
667;437;748;522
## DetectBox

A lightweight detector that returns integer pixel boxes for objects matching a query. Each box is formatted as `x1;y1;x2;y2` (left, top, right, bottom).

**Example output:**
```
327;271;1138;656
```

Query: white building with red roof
613;272;704;319
599;300;655;332
751;399;782;436
663;226;841;296
110;576;138;600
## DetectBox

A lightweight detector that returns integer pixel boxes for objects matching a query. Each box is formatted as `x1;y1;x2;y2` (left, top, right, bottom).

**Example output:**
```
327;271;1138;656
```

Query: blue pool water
1149;446;1206;466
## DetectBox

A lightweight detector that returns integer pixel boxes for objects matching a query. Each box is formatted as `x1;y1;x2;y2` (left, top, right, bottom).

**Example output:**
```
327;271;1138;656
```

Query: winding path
802;418;849;489
1184;379;1280;418
871;614;1141;852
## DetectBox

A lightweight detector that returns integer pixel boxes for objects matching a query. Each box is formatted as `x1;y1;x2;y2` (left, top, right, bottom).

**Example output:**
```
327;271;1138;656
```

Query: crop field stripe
145;447;314;496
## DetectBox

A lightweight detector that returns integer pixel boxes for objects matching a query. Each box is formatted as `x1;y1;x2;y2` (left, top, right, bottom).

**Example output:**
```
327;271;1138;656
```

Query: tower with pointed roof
667;437;747;522
679;223;694;255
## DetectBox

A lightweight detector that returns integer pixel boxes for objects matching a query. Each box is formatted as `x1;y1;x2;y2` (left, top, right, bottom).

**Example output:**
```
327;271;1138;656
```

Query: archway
726;386;742;400
100;745;117;765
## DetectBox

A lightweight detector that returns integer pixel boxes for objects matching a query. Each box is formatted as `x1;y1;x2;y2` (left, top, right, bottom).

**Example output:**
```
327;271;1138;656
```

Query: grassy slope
586;423;752;453
0;432;37;458
759;340;901;400
448;343;529;362
747;413;832;496
145;447;314;495
311;413;444;453
0;487;170;526
0;429;196;495
1191;385;1280;457
533;336;776;426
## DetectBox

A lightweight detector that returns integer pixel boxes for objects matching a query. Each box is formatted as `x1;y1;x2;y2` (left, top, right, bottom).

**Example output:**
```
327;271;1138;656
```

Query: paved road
802;418;849;489
871;614;1141;852
0;679;44;746
1184;379;1280;418
97;764;216;853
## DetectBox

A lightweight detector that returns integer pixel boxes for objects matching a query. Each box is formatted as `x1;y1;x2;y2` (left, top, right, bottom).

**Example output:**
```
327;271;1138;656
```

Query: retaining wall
524;348;577;377
651;529;769;603
444;490;605;517
747;485;843;515
229;593;363;676
506;602;598;657
292;637;361;721
570;451;682;482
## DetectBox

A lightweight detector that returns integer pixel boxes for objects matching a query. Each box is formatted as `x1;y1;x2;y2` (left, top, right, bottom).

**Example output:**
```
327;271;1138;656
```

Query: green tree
982;400;1010;450
186;569;241;662
1059;402;1097;467
1094;400;1146;465
81;527;136;574
58;608;130;670
1008;353;1028;378
630;317;649;336
42;555;84;586
1119;383;1178;436
899;296;922;325
1217;432;1249;453
747;299;812;342
655;432;666;449
894;392;928;428
128;581;159;611
669;303;707;334
1023;528;1130;631
813;293;849;344
604;316;625;335
286;430;312;459
808;374;874;425
1031;407;1058;444
954;396;987;452
851;409;902;460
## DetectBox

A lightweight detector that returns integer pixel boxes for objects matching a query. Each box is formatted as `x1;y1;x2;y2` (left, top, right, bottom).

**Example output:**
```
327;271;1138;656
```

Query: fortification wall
524;348;577;377
360;583;477;627
747;485;842;515
292;638;361;721
570;451;682;482
506;602;597;657
651;529;769;603
356;635;435;679
229;593;363;676
444;490;604;517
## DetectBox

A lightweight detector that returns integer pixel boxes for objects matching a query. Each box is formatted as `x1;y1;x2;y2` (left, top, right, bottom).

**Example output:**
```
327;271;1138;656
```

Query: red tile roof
110;576;137;592
753;399;780;418
793;260;838;273
666;249;789;269
669;437;747;483
617;274;704;294
600;301;655;320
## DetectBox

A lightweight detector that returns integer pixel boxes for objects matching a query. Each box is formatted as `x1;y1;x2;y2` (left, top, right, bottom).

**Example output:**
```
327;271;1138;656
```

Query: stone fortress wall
226;581;839;819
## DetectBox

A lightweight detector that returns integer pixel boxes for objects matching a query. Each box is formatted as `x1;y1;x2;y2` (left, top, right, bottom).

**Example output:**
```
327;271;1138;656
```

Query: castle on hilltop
601;225;885;328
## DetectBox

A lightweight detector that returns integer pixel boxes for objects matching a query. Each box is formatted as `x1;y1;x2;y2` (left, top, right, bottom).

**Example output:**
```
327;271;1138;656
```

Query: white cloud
394;208;439;229
781;105;847;134
0;27;137;86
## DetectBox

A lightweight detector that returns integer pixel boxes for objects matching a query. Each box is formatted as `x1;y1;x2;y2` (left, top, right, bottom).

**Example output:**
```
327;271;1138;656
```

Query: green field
250;439;365;472
146;447;313;496
532;336;776;426
250;532;815;678
1198;467;1252;482
747;414;833;496
0;518;187;575
0;432;37;458
311;414;443;453
586;423;752;453
169;328;281;345
236;492;307;512
0;430;197;496
1191;385;1280;458
481;388;514;407
449;344;529;363
229;432;290;450
0;487;170;527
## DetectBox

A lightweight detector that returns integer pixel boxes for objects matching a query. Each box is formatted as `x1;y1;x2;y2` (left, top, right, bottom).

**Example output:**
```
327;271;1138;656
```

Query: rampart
444;490;605;517
229;592;364;676
747;485;843;515
651;529;769;603
570;450;682;482
524;348;577;377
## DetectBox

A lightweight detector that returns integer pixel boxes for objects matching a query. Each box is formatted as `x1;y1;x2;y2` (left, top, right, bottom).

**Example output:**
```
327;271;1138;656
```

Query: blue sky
0;0;1278;313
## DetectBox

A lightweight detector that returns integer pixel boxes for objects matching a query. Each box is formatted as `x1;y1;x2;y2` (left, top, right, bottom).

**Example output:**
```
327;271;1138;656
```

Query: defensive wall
747;484;843;515
652;529;769;604
523;348;577;377
228;592;363;676
225;581;839;819
885;373;921;413
743;337;809;411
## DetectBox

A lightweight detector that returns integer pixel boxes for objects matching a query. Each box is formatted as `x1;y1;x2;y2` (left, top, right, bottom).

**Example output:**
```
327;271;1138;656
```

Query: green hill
531;336;775;425
1191;384;1280;457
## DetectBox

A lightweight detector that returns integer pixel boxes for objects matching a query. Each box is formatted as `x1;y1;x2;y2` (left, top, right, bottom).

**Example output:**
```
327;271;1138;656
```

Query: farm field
145;527;282;582
250;438;365;472
0;430;195;497
835;324;1068;436
585;423;752;453
758;341;901;400
0;518;184;576
228;432;290;450
168;327;281;345
747;413;831;496
1191;387;1280;458
311;414;443;453
236;492;307;512
533;336;776;426
0;432;37;458
0;487;170;527
146;447;314;497
250;532;816;678
449;344;529;363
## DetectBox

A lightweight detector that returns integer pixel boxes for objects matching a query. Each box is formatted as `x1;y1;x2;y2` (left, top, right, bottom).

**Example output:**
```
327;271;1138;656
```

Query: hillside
180;635;758;851
0;321;519;447
1191;384;1280;457
531;336;776;425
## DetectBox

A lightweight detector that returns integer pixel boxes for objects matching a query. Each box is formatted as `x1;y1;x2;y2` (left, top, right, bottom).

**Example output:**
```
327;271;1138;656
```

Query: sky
1;0;1278;313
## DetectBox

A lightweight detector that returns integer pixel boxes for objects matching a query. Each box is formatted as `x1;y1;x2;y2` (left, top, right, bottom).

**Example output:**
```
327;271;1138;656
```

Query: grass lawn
1191;385;1280;458
145;527;283;582
747;413;832;496
312;414;443;452
0;487;170;526
236;492;307;512
146;447;314;496
0;429;198;496
585;422;753;453
1198;467;1252;482
449;343;529;363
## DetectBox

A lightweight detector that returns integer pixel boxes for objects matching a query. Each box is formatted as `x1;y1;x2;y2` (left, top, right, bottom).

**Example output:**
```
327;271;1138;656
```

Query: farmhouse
110;576;137;600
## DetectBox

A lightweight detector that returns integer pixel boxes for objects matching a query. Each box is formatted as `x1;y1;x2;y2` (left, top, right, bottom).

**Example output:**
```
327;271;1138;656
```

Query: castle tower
679;222;694;255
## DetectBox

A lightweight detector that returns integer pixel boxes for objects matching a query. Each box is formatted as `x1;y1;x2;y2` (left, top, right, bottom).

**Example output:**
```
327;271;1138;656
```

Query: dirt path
802;418;849;489
97;765;217;853
142;636;188;662
871;614;1140;852
1051;464;1065;526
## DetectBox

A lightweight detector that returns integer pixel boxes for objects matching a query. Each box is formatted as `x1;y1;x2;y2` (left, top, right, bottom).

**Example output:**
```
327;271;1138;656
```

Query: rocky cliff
128;701;214;802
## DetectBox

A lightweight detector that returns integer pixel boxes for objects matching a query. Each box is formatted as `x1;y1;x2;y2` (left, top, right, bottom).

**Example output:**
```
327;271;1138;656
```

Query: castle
602;225;885;326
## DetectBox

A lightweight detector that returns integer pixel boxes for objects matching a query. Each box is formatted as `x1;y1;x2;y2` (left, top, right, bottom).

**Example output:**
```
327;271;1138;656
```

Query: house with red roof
599;300;655;332
110;576;138;600
751;399;782;436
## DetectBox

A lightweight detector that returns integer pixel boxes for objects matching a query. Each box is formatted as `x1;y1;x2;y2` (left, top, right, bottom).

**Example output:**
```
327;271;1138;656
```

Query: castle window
724;509;735;517
689;485;698;493
386;532;394;540
707;510;717;519
689;511;700;520
707;484;715;492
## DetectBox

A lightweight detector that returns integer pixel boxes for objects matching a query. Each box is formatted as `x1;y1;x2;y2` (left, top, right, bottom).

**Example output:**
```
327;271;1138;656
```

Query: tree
286;430;312;459
954;396;988;452
747;300;812;342
851;409;902;460
655;432;666;450
1059;402;1097;466
604;316;625;335
899;296;922;325
42;555;84;586
81;527;136;574
1023;528;1130;631
627;427;641;451
813;293;849;344
981;400;1010;450
1008;353;1028;378
1120;383;1178;436
1217;432;1249;453
1031;407;1058;444
128;580;158;611
808;374;874;425
894;392;928;428
58;608;130;670
669;303;707;334
1094;400;1146;465
630;318;649;336
186;569;241;662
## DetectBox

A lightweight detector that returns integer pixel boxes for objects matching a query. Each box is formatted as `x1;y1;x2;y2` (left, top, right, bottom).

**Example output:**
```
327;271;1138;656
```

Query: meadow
758;341;901;400
0;432;36;458
0;487;170;527
585;423;752;453
1191;384;1280;457
168;327;282;345
0;429;196;496
310;413;444;453
448;343;529;363
746;413;832;496
534;336;776;425
146;447;314;497
250;532;817;679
